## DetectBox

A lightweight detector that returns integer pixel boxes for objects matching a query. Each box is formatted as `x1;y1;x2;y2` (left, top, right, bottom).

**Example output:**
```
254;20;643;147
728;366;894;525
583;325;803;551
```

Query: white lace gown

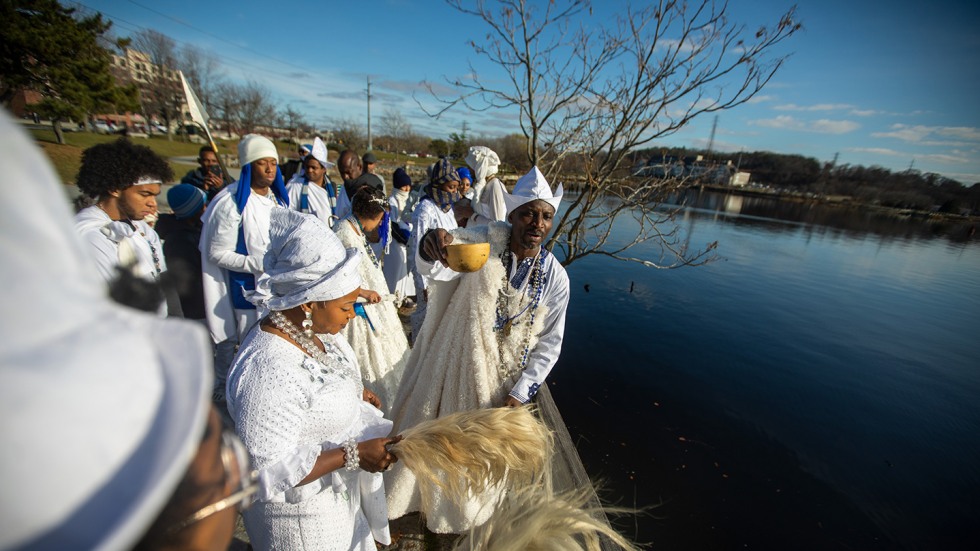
227;327;393;551
334;217;410;413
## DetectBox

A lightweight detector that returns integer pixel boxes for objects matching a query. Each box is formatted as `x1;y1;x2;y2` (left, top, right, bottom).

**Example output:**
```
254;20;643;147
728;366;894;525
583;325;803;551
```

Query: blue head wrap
234;163;290;214
457;166;472;182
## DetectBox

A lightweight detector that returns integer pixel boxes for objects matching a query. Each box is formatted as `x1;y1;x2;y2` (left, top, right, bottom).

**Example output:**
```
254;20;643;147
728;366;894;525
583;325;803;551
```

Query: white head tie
133;175;163;186
503;166;563;216
250;209;362;311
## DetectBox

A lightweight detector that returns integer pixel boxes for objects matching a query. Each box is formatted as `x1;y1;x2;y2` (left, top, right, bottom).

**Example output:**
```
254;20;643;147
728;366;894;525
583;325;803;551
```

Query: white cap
0;111;213;550
503;166;564;217
238;133;279;166
310;136;335;169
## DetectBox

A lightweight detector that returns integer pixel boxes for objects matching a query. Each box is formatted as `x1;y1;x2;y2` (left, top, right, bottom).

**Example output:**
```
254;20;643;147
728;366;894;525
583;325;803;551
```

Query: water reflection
665;188;979;244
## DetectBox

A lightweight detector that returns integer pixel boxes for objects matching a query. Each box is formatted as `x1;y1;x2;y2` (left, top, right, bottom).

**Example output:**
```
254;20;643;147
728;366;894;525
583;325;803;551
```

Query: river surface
548;191;980;550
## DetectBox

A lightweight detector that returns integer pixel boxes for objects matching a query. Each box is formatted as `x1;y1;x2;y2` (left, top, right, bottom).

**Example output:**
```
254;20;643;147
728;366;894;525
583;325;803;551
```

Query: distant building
101;48;189;132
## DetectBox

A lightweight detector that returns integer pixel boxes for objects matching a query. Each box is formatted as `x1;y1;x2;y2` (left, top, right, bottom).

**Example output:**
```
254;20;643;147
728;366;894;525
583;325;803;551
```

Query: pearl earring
302;309;314;339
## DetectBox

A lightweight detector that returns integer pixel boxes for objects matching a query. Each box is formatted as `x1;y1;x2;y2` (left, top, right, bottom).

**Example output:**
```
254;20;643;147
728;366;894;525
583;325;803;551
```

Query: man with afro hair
74;138;174;315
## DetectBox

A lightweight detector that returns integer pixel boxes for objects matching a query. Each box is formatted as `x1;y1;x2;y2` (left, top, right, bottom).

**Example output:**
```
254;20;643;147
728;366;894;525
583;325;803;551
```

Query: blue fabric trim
234;164;290;214
229;224;256;310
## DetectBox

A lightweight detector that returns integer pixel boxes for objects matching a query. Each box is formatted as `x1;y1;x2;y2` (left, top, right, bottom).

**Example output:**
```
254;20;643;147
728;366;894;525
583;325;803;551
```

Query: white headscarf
503;166;564;216
0;110;212;550
249;208;362;312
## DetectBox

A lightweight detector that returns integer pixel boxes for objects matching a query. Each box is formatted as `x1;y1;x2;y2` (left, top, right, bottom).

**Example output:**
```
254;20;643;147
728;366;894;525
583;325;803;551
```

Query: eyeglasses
168;430;259;534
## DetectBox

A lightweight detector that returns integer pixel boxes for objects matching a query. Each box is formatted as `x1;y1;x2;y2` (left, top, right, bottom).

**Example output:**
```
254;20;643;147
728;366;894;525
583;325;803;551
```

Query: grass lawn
30;129;297;185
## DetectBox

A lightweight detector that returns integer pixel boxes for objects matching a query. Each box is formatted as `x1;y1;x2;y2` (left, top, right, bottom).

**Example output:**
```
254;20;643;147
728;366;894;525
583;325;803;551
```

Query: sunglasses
168;430;259;534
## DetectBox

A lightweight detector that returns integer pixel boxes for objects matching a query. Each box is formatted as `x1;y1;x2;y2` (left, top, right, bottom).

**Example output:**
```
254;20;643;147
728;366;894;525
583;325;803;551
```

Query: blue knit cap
167;184;206;219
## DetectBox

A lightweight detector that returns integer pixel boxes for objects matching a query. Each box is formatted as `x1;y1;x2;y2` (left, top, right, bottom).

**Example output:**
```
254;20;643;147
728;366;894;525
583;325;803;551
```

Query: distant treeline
634;147;980;214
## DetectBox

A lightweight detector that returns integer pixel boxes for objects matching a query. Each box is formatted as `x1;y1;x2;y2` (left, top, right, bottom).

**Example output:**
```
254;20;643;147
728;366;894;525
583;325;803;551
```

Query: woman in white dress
334;186;411;412
382;167;417;305
227;208;401;551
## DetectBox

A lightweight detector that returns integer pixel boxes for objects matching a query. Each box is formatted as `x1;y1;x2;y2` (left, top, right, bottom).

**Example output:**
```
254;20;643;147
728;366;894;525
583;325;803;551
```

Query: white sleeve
509;264;570;403
78;230;119;283
412;202;460;285
202;199;264;274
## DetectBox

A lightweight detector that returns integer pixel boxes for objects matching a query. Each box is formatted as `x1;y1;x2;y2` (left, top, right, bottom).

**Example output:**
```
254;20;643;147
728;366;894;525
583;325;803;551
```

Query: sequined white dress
334;217;410;413
227;326;392;550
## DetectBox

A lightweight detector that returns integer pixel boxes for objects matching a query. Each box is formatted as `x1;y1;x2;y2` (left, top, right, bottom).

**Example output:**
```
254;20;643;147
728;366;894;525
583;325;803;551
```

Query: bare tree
131;29;181;140
332;117;367;152
280;105;307;141
379;107;413;152
233;81;277;136
177;43;223;115
426;0;801;268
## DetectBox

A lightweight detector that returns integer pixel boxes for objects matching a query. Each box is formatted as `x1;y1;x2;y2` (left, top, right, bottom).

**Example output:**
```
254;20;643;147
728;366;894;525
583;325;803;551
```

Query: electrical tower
706;115;718;157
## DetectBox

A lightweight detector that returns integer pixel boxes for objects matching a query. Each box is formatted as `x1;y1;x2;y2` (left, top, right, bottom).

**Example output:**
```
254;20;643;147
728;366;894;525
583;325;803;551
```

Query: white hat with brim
503;166;563;217
238;133;279;166
0;112;213;550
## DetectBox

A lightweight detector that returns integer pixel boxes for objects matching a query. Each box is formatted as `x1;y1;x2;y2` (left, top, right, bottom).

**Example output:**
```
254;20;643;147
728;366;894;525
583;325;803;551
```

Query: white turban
465;145;501;186
503;166;564;216
238;134;279;166
251;209;362;311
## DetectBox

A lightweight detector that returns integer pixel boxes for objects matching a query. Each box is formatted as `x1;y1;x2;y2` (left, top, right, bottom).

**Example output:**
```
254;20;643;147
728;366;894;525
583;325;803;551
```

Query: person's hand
204;170;223;190
359;289;382;304
453;199;474;221
357;436;402;473
421;228;453;266
362;388;382;409
502;396;523;408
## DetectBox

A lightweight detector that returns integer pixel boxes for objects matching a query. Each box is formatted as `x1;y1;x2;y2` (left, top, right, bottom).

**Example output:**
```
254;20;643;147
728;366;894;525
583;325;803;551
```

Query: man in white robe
73;138;174;316
285;136;339;228
385;166;570;532
200;134;289;420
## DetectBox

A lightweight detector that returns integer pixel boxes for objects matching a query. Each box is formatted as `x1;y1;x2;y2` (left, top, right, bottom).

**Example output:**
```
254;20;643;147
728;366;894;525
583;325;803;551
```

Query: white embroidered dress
227;327;392;551
382;190;416;299
334;217;410;413
385;222;570;532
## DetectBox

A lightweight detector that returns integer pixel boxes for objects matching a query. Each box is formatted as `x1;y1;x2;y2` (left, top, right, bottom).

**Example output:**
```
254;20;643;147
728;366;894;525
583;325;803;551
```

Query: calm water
549;192;980;550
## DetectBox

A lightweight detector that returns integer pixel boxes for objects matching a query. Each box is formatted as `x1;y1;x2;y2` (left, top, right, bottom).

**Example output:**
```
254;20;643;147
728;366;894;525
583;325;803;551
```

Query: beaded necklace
351;217;381;268
494;250;546;379
269;311;361;388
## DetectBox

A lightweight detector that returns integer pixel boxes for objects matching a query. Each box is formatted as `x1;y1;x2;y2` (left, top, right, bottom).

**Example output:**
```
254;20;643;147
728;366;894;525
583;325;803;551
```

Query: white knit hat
0;111;213;550
249;208;362;311
503;166;564;216
238;133;279;166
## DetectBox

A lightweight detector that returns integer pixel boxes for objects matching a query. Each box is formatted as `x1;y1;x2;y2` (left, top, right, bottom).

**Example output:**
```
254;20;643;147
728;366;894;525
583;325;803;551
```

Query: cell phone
209;165;222;177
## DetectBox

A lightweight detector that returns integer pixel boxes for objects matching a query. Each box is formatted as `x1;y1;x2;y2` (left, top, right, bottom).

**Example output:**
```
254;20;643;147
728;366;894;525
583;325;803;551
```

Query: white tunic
200;184;283;343
227;327;393;550
285;178;337;228
334;217;411;413
74;205;168;316
469;176;508;226
385;222;570;532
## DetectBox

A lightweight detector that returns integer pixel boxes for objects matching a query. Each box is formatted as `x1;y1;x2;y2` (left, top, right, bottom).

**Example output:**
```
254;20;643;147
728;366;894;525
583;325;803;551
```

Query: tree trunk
52;119;65;145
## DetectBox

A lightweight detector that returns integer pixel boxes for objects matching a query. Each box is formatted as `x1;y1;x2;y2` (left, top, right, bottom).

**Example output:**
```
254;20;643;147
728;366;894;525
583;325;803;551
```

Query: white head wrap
0;111;212;550
503;166;564;217
238;133;279;166
465;145;501;187
250;208;362;311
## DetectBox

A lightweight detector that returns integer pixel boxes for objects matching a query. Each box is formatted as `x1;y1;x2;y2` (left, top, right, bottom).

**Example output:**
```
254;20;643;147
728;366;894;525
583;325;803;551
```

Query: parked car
92;121;113;134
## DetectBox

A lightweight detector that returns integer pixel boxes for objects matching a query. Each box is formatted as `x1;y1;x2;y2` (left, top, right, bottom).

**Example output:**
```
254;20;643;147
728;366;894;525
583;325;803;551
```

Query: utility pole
366;76;372;152
706;115;718;158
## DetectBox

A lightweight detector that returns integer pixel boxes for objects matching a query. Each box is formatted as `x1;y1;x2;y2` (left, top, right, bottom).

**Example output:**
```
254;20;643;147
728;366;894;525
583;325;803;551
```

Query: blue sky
74;0;980;184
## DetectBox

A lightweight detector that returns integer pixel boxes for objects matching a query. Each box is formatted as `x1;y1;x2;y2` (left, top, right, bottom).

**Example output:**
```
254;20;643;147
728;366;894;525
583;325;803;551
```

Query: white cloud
750;115;859;134
774;103;854;112
746;94;775;104
811;119;860;134
872;124;980;145
848;109;879;117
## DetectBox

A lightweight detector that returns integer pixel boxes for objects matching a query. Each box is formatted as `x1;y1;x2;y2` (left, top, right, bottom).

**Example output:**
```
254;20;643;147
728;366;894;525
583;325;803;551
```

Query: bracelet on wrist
342;437;359;471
